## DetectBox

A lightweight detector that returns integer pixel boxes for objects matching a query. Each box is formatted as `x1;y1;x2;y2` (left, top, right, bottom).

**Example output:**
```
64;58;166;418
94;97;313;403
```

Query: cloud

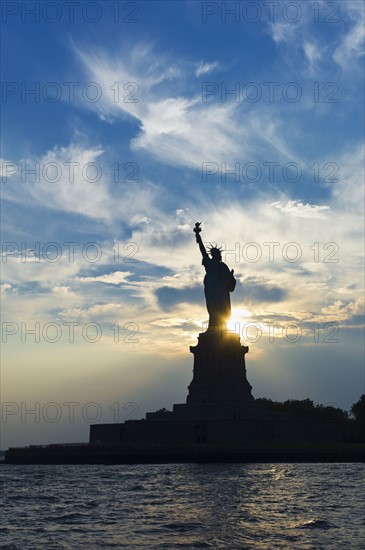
79;271;132;284
151;317;191;328
2;138;162;229
52;286;77;297
333;1;365;69
155;285;203;310
3;185;360;345
267;1;364;76
269;22;296;45
271;200;330;219
59;302;130;319
239;277;288;304
195;61;219;77
1;283;12;292
2;142;113;222
321;297;365;324
73;43;299;170
303;40;324;74
331;144;365;212
1;159;17;177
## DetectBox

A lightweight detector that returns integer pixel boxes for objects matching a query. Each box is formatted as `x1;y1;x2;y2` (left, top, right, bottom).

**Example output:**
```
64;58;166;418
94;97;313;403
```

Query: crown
208;245;222;255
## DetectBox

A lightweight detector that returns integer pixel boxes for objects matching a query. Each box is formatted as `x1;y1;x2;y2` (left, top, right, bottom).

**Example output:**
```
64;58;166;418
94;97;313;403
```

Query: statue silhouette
194;222;236;330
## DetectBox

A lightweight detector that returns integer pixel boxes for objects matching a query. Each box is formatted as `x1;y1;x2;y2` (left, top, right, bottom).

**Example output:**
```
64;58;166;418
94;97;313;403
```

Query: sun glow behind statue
226;308;253;334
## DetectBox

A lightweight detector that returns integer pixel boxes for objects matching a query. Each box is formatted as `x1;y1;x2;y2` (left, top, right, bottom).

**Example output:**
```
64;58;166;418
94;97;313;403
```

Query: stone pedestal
187;329;253;404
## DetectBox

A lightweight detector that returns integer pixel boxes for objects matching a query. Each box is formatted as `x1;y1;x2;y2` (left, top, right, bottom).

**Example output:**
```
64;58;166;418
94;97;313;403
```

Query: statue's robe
202;257;236;328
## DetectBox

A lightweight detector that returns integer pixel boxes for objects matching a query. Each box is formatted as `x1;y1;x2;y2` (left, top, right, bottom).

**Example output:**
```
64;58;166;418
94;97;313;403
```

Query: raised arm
196;231;209;260
193;222;208;261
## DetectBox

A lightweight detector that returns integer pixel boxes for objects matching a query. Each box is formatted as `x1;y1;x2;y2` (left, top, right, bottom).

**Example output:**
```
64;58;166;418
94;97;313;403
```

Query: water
1;463;364;549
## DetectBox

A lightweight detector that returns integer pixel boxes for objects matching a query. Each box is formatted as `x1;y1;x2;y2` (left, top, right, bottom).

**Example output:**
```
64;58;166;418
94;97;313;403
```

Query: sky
1;0;364;449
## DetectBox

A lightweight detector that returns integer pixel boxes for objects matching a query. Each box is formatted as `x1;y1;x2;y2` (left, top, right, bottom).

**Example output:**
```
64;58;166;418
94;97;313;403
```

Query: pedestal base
187;329;253;404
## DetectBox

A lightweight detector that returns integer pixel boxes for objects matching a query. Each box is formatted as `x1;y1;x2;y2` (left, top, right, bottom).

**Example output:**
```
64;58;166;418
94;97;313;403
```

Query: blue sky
1;0;364;448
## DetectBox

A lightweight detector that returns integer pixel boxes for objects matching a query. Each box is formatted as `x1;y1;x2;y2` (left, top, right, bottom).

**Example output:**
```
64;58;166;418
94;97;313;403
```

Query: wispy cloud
2;142;112;221
72;43;299;169
303;40;324;74
268;1;364;75
79;271;132;284
195;61;219;77
271;200;330;218
333;1;365;69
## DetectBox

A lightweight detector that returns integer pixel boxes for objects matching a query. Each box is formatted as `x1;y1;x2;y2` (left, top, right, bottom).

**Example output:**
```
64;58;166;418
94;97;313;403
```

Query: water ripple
1;463;364;549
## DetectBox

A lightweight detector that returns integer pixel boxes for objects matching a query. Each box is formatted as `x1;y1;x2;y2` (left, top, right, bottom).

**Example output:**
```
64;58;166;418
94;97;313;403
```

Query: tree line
255;394;365;442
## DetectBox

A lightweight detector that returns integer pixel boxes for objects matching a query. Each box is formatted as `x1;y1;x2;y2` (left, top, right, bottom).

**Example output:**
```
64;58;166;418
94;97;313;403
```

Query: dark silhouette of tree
256;396;365;443
342;394;365;443
351;394;365;425
255;397;348;422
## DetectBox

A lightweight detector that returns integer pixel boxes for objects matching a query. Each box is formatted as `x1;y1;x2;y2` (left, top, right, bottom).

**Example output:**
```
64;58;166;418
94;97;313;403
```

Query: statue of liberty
193;222;236;330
